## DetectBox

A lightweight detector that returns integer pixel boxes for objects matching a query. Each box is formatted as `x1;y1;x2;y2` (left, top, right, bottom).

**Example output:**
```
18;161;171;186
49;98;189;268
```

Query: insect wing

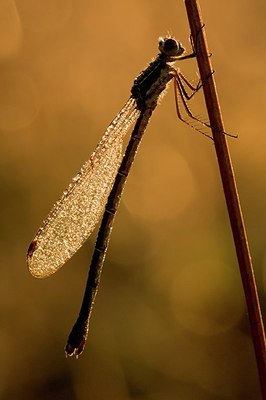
27;98;139;278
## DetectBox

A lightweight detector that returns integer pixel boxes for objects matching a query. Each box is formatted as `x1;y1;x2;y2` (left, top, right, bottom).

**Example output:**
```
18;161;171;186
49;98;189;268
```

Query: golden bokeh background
1;0;265;398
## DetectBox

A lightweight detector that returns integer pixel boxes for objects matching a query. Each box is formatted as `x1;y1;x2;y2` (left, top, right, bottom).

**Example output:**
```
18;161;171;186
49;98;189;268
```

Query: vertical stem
184;0;266;396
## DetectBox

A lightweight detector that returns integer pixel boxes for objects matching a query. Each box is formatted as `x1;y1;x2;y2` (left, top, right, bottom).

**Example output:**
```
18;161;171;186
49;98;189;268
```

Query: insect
27;33;212;357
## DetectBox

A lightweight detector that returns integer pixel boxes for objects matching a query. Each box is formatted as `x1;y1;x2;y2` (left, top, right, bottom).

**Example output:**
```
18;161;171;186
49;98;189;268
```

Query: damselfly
27;33;210;357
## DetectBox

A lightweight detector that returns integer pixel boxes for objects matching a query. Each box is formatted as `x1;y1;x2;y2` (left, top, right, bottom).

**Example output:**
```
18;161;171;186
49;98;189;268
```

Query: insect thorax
131;55;176;111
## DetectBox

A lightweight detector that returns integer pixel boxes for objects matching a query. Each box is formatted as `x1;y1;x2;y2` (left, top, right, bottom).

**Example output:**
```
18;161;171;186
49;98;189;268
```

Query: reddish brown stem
184;0;266;396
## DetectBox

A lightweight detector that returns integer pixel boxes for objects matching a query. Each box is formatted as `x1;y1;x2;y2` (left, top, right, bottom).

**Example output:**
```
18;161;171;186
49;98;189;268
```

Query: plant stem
183;0;266;396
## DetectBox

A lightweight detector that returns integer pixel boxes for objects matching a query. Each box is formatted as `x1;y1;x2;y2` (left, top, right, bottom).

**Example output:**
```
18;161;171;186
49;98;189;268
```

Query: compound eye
163;38;179;55
158;37;185;57
158;37;165;49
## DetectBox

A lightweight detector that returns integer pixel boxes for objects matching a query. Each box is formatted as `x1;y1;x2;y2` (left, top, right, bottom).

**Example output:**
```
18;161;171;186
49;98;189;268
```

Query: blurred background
1;0;265;398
